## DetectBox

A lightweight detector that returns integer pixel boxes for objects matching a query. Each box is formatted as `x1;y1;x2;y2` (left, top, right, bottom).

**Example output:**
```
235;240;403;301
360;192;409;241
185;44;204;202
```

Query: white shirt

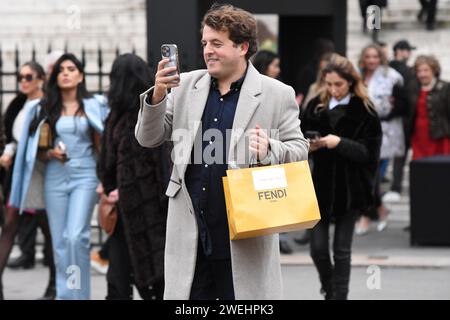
329;94;351;110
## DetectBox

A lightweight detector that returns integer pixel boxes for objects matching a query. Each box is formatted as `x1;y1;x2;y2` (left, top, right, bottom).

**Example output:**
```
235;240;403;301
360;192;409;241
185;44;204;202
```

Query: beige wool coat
135;63;309;299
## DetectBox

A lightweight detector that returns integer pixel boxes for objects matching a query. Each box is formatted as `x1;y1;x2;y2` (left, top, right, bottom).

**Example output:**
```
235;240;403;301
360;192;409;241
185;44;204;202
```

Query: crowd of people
0;3;449;300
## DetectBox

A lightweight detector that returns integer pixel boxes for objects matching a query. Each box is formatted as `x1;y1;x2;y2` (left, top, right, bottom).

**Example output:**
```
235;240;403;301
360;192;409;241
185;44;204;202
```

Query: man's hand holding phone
153;59;180;104
152;44;181;105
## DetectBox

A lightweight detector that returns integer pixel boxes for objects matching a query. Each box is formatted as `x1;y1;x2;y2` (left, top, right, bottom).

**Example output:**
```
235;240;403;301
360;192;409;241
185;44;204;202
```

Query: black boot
417;8;426;21
294;230;310;245
320;282;333;300
38;253;56;300
279;240;293;254
332;287;348;300
7;255;35;269
38;283;56;300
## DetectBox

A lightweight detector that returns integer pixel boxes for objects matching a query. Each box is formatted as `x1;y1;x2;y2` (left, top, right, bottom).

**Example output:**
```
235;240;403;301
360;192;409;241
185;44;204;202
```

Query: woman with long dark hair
97;53;168;299
302;54;382;299
11;53;108;299
0;62;56;300
251;50;281;79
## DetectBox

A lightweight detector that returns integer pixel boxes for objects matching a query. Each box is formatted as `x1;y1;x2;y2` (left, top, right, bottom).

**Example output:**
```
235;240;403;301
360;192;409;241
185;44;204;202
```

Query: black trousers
310;213;356;300
106;214;163;300
105;216;133;300
392;154;407;193
17;210;53;264
419;0;438;27
17;213;39;260
189;245;235;300
391;120;411;193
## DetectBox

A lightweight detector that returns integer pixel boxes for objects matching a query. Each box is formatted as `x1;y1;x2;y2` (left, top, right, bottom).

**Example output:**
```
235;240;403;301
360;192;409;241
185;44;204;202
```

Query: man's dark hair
201;3;257;60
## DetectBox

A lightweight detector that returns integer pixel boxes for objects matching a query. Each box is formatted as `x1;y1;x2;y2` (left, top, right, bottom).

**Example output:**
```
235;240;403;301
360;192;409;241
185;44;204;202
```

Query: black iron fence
0;43;136;109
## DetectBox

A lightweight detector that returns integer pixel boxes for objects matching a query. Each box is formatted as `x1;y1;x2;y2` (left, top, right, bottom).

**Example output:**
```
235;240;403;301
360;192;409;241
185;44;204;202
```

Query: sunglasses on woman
18;74;36;82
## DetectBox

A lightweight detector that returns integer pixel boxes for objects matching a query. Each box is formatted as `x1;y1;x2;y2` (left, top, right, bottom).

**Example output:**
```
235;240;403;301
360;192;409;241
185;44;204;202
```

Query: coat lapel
228;63;262;156
178;72;211;177
187;72;211;135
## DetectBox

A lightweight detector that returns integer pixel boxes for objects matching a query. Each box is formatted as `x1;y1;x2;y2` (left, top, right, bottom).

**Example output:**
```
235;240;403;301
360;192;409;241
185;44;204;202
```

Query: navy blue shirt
185;74;245;260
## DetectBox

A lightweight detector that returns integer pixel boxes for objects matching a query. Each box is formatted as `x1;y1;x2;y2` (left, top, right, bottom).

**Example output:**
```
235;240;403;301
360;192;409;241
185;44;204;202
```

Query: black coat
301;95;382;219
1;94;25;200
97;109;169;291
408;79;450;140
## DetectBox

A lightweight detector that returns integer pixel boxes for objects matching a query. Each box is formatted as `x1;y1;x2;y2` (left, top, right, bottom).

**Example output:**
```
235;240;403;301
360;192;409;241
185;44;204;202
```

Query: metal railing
0;43;136;109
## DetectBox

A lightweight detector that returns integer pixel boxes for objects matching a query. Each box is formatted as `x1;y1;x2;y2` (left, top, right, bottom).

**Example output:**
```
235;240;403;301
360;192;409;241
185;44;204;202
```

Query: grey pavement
3;219;450;300
2;167;450;299
3;256;450;300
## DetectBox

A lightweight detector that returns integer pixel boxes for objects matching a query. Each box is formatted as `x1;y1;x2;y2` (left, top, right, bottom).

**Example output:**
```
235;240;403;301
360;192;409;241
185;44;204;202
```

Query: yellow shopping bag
222;161;321;240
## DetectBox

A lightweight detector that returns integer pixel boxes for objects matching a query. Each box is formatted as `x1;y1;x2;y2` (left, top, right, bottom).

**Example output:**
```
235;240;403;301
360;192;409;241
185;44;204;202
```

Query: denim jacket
9;95;109;213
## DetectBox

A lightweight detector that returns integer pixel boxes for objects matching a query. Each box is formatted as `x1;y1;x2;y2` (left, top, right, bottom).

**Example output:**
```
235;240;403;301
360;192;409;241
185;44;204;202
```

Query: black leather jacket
409;79;450;140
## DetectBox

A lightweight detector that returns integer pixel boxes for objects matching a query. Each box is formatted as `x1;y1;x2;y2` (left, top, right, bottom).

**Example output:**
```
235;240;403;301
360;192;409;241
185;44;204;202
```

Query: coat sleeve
382;83;409;121
267;85;310;164
446;82;450;126
299;96;320;133
0;110;6;154
97;118;117;195
335;113;382;164
135;87;174;148
9;103;40;209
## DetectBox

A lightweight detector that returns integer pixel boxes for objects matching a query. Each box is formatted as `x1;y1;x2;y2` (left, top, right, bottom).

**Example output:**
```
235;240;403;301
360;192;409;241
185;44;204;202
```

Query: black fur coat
97;109;169;290
301;95;382;219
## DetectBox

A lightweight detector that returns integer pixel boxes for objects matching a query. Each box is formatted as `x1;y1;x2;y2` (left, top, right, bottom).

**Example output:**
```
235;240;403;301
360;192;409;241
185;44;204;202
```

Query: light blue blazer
9;95;109;213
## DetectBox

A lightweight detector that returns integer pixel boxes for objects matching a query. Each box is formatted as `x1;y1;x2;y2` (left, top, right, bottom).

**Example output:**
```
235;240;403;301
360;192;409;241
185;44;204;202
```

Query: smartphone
58;141;70;161
304;131;321;140
58;141;67;153
161;44;180;80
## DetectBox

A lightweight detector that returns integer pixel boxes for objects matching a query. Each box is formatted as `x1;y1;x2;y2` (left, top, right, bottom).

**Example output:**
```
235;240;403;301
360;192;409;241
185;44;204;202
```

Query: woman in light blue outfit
24;53;108;299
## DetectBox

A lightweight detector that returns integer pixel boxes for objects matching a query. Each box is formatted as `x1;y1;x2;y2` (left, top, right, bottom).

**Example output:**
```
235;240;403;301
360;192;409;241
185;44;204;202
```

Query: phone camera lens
162;46;169;57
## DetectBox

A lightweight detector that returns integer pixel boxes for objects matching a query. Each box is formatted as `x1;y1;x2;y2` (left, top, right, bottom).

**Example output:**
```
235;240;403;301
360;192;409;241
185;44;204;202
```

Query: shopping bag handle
228;153;258;170
249;153;258;168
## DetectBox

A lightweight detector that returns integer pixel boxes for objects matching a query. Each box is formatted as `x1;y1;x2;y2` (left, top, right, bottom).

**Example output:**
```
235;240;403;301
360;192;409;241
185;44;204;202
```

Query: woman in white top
356;44;406;235
0;62;55;300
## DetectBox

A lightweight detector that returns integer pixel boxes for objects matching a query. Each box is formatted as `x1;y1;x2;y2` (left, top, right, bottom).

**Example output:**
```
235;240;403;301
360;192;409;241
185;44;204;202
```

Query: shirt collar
329;94;351;110
211;63;248;93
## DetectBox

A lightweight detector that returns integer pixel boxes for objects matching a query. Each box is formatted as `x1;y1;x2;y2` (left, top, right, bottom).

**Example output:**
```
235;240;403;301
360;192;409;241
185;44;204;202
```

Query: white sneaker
377;220;388;232
382;191;401;203
355;224;370;236
90;251;109;274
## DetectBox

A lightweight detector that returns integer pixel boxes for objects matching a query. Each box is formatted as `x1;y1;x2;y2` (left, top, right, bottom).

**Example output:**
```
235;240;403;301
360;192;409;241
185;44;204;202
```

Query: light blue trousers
45;160;98;300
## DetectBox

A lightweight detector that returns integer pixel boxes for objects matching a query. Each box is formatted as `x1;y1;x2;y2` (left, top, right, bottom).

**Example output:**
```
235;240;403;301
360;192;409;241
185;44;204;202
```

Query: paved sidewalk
282;221;450;268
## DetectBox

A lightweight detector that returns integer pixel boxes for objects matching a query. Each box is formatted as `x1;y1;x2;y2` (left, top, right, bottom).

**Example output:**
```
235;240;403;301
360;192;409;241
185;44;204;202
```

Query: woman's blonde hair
318;54;375;114
414;55;441;79
359;43;388;79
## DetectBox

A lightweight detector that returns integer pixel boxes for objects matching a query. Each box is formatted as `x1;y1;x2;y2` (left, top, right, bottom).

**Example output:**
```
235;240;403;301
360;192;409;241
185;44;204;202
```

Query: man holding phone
135;4;308;300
